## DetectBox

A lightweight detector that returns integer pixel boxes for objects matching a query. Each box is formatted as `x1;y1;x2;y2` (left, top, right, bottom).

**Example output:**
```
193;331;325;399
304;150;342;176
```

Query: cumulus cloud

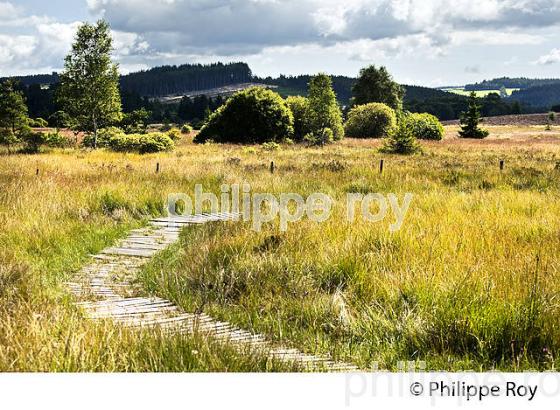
1;0;560;80
87;0;560;57
535;48;560;65
0;1;150;75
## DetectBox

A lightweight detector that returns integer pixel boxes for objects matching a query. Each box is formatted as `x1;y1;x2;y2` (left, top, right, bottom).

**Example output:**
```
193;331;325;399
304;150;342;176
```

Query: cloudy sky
1;0;560;86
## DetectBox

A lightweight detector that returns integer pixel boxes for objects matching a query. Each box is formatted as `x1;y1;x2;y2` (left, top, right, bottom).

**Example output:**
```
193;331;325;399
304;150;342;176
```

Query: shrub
137;133;175;154
106;132;174;154
380;122;422;155
82;127;125;148
285;96;310;141
261;141;280;151
181;124;193;134
195;87;294;144
20;131;46;153
406;112;444;140
28;118;49;128
44;132;72;148
344;103;397;138
304;128;334;146
167;127;182;141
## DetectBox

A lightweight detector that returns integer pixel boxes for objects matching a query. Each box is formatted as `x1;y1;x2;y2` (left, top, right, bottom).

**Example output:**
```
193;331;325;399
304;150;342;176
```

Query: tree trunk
93;115;98;149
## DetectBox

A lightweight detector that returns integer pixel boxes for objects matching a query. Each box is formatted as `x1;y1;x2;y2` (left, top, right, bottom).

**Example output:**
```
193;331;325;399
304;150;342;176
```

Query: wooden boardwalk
68;213;359;372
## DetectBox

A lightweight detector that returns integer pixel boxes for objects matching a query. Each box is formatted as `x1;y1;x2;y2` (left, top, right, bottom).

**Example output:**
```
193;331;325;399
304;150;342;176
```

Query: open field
441;87;520;97
1;125;560;371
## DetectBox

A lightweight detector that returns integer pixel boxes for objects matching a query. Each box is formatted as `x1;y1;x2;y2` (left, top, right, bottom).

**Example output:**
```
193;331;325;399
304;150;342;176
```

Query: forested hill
465;77;560;90
0;73;59;86
508;83;560;108
119;62;252;97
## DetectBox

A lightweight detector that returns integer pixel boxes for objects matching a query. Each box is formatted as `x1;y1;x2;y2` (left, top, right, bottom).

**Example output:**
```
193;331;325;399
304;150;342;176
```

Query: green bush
406;112;444;140
28;118;49;128
82;127;125;148
181;124;193;134
20;131;46;153
167;127;182;141
285;96;310;141
194;87;294;144
44;132;72;148
304;128;334;146
344;103;397;138
137;133;175;154
106;132;174;154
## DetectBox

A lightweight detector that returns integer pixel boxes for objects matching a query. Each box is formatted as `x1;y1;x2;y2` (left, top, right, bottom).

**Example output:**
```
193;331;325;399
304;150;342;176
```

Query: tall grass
1;131;560;371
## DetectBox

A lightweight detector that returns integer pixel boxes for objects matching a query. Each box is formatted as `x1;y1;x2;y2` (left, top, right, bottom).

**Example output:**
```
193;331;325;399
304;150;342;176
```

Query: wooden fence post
156;162;160;173
379;159;384;174
270;161;275;174
36;168;39;176
499;160;504;171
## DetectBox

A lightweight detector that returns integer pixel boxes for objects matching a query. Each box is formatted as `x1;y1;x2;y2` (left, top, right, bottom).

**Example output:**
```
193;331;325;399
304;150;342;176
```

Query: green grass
1;132;560;371
442;88;520;97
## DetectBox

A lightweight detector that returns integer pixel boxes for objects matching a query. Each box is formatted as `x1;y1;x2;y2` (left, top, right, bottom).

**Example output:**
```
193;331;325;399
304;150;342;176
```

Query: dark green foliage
28;118;49;128
459;92;489;139
20;130;71;153
177;95;225;125
465;77;560;91
257;74;355;106
194;87;294;144
20;131;45;153
509;83;560;109
120;108;150;133
307;74;344;141
380;122;422;155
0;80;29;137
120;62;252;97
352;65;404;110
344;103;396;138
304;127;334;146
406;112;444;140
285;95;310;141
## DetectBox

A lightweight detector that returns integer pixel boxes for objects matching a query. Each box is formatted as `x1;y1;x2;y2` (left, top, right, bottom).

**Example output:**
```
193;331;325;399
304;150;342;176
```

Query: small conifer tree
380;121;421;155
459;92;489;139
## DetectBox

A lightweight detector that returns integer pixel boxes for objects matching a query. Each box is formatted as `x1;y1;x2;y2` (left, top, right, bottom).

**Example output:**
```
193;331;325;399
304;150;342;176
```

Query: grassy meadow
1;125;560;371
442;87;520;97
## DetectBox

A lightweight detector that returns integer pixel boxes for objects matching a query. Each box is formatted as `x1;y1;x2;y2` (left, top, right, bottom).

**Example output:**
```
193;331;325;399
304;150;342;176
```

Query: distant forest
3;65;559;125
465;77;560;90
120;62;253;96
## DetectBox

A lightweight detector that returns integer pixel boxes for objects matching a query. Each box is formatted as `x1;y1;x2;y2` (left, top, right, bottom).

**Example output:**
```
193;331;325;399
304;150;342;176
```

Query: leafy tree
459;92;489;139
58;20;122;148
285;96;310;141
307;73;344;143
344;103;396;138
380;122;421;155
0;80;29;136
352;65;404;110
194;87;294;144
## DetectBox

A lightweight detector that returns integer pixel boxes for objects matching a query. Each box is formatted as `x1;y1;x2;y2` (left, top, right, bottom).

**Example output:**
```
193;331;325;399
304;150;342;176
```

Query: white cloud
535;48;560;65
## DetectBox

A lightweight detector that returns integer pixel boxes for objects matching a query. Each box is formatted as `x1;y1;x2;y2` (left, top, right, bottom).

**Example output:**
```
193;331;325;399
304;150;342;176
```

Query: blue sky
1;0;560;86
